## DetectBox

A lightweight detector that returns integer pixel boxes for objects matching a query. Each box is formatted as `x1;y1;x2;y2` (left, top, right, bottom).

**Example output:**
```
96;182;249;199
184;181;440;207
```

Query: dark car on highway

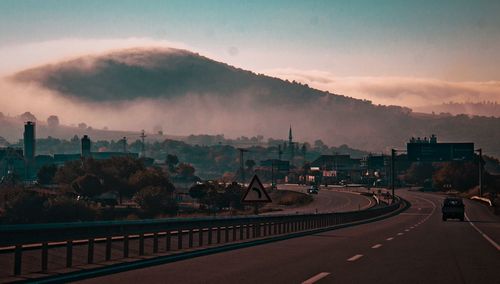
442;197;465;221
308;185;319;194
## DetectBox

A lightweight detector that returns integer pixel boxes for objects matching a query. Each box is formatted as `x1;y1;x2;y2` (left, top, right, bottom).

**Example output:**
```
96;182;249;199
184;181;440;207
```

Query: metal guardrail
0;200;404;277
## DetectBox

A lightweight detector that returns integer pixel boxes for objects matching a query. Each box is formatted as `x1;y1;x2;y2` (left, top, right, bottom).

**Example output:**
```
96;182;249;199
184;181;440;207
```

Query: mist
265;69;500;111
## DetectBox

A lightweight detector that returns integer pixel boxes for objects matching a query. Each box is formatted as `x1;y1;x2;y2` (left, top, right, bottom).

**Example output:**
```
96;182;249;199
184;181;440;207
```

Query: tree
45;197;96;222
220;182;245;210
129;167;174;193
177;163;195;177
71;174;103;197
433;162;478;192
245;159;256;170
19;111;37;122
54;160;85;185
166;154;179;173
133;186;178;216
313;139;328;153
189;183;208;200
404;163;434;185
47;115;60;128
3;191;46;224
37;164;58;185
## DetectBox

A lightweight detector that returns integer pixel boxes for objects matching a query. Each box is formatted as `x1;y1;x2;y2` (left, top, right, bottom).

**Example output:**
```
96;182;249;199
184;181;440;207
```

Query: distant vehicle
308;185;319;194
442;197;465;221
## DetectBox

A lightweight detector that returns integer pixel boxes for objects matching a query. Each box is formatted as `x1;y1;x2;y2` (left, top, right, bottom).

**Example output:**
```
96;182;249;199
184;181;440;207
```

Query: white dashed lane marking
386;237;394;241
372;244;382;249
347;254;363;262
302;272;331;284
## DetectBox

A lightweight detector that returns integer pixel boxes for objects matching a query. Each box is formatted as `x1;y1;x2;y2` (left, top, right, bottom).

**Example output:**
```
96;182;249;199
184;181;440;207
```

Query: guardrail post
41;242;48;272
246;224;250;239
208;227;213;245
166;231;171;251
217;227;221;244
225;226;229;243
139;234;145;256
153;232;159;253
232;225;237;241
87;239;94;264
66;240;73;268
199;228;204;247
14;244;22;275
105;237;112;261
239;225;244;240
124;235;129;258
178;229;183;249
189;229;194;248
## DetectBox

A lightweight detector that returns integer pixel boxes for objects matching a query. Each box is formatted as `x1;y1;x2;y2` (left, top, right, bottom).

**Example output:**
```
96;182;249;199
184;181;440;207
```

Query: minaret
289;125;294;165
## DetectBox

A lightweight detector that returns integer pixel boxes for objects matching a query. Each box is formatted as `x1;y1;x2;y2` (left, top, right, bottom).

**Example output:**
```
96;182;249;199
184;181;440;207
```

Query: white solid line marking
372;244;382;249
302;272;331;284
397;233;404;236
386;237;394;241
347;254;363;261
465;214;500;251
405;229;410;232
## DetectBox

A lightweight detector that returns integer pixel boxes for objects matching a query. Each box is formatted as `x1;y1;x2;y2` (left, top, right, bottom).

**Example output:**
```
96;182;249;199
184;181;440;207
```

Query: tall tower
140;130;147;158
289;125;295;165
23;121;36;180
81;135;91;158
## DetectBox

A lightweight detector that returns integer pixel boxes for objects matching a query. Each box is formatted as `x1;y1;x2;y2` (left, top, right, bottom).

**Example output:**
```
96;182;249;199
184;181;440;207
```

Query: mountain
413;102;500;117
8;48;500;157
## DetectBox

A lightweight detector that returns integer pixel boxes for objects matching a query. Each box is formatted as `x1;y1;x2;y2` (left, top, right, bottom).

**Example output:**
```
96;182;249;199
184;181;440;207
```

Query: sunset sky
1;0;499;107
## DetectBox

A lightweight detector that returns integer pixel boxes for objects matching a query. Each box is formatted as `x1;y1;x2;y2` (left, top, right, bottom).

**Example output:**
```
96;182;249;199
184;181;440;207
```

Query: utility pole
271;159;275;189
237;148;249;184
391;149;396;203
122;137;127;153
478;148;483;197
140;130;147;158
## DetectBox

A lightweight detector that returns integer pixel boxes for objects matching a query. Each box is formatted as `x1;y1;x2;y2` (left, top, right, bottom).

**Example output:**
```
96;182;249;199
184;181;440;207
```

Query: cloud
263;68;500;108
0;37;193;76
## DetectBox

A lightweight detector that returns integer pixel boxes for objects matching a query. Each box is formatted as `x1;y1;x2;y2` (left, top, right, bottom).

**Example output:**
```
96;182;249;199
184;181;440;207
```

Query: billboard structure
407;142;474;162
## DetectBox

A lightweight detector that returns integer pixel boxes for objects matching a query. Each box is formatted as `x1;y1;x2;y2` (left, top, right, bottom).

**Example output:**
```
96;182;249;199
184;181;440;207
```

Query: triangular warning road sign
241;175;272;203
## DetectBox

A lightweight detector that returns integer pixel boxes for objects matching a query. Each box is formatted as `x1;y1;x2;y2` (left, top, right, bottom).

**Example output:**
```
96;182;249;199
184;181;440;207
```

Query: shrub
3;190;47;224
45;197;96;222
134;186;178;217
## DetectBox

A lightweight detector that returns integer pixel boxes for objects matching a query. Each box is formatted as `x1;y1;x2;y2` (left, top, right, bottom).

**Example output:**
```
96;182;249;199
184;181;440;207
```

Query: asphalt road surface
264;185;375;215
80;189;500;284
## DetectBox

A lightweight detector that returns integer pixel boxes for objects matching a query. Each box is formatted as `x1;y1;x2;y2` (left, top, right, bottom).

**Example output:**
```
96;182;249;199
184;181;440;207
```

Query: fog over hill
4;48;500;156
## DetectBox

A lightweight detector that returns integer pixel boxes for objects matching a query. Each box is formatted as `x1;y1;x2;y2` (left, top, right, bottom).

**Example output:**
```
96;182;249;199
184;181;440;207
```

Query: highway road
0;186;373;282
265;185;375;215
80;189;500;284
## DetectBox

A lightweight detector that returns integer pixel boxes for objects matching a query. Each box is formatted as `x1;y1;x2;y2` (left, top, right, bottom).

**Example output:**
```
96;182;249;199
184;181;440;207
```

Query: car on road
442;197;465;221
308;185;319;194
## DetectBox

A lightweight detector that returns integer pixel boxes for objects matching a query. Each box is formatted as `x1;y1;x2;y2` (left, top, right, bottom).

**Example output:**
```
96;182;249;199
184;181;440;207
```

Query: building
23;121;36;180
310;154;363;184
81;135;91;158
